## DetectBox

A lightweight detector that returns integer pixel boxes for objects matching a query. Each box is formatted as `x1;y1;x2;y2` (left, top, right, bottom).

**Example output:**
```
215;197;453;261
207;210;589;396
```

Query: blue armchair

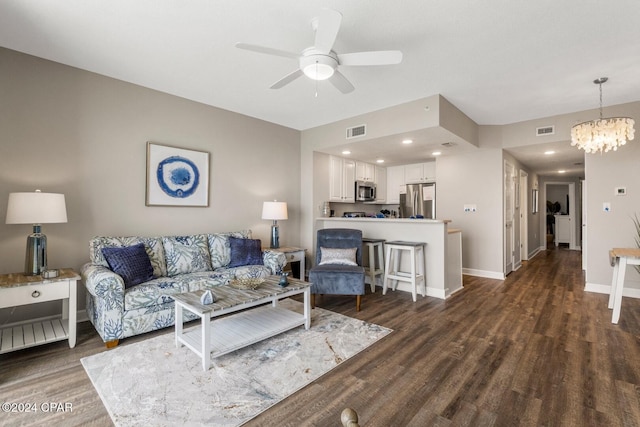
309;228;366;311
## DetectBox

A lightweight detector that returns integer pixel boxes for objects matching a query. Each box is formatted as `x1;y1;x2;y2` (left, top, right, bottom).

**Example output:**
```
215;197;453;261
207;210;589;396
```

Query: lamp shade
6;191;68;224
261;201;288;221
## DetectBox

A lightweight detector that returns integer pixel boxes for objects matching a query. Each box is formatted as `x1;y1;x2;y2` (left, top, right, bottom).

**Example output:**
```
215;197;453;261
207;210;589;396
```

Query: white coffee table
173;276;311;370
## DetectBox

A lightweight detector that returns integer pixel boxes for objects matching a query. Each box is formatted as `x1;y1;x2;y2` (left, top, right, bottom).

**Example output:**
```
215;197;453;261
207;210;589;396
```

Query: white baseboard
585;282;640;299
528;246;543;259
462;268;505;280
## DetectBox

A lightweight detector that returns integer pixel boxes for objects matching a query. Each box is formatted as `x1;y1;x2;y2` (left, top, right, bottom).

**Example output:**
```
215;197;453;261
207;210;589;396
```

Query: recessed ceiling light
342;150;351;155
544;150;555;155
432;151;442;156
558;170;566;174
402;139;413;144
376;159;385;163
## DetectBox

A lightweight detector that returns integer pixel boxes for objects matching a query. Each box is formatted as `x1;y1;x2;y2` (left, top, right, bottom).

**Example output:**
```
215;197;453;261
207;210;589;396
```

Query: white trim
585;282;640;299
528;246;544;259
463;268;505;280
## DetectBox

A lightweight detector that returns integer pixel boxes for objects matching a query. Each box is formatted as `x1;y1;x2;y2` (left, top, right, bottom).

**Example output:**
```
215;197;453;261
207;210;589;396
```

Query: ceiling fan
235;9;403;94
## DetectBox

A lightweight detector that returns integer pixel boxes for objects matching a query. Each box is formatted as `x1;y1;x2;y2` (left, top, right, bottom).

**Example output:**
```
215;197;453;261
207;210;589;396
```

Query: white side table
0;268;79;353
608;248;640;324
266;246;306;280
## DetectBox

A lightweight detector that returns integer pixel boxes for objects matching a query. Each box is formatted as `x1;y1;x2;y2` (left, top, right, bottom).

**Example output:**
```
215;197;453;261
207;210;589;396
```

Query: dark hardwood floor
1;246;639;426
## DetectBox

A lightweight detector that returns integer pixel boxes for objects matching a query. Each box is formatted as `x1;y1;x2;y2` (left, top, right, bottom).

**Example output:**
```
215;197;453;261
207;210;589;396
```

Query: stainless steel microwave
355;181;376;202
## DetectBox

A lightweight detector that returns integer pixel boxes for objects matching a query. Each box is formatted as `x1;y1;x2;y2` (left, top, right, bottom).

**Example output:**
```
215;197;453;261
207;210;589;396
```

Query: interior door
504;161;515;275
520;171;529;261
582;179;587;270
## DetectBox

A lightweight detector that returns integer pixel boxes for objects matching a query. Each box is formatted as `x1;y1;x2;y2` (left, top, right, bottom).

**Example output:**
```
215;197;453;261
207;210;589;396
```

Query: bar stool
383;241;426;302
362;238;385;293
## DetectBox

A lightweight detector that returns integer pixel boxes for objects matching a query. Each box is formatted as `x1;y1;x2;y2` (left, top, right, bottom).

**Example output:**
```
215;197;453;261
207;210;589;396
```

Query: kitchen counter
322;217;451;224
316;217;463;299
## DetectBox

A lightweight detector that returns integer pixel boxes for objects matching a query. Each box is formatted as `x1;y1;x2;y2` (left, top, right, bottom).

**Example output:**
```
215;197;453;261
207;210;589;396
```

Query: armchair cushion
228;237;264;267
101;243;155;289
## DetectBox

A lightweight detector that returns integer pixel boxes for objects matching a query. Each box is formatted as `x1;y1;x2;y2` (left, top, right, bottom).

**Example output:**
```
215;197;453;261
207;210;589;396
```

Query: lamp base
270;223;280;249
25;225;47;275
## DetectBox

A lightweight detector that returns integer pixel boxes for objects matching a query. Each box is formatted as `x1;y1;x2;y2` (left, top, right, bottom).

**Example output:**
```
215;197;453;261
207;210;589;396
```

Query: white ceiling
2;1;639;176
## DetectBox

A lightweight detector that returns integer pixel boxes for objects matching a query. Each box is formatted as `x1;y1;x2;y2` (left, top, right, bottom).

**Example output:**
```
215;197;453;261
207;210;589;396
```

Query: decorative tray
229;278;264;290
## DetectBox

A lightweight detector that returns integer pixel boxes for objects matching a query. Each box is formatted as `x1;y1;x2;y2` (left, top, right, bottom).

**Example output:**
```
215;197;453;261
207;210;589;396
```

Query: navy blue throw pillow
102;243;155;288
228;237;264;268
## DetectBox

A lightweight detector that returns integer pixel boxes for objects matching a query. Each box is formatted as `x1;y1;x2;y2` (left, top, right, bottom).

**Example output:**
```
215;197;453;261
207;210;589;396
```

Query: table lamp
262;201;288;249
5;190;68;275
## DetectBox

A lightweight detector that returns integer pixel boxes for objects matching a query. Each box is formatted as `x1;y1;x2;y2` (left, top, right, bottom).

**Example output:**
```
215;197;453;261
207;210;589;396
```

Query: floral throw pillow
162;235;212;277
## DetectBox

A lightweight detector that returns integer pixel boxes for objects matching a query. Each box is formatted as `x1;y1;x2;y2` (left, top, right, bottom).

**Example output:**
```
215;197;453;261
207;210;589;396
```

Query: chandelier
570;77;635;153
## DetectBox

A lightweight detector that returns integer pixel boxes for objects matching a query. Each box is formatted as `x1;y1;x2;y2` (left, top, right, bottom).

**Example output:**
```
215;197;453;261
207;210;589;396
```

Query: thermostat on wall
615;187;627;196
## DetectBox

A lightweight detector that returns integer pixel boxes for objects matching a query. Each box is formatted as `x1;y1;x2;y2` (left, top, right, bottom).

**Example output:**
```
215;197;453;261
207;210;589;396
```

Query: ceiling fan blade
235;42;299;60
329;71;355;94
314;9;342;54
338;50;403;66
270;69;304;89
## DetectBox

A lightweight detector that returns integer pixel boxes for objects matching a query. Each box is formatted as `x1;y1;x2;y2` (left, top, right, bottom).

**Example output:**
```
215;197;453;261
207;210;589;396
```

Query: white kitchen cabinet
329;155;355;202
374;165;386;203
404;162;436;183
355;161;375;182
386;165;405;204
554;215;571;246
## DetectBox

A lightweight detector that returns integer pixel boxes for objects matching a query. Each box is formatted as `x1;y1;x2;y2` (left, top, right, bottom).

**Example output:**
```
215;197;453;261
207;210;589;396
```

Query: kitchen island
316;217;463;299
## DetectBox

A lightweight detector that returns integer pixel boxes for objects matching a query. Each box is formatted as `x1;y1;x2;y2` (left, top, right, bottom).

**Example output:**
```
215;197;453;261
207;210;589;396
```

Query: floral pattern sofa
81;230;286;346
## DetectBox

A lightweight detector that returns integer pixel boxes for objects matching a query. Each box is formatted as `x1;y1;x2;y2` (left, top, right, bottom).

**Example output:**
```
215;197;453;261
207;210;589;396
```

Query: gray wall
0;48;301;322
585;133;640;293
437;148;504;277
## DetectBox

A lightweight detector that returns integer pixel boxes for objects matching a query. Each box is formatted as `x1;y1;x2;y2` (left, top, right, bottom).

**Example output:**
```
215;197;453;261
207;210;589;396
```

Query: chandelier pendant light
571;77;635;154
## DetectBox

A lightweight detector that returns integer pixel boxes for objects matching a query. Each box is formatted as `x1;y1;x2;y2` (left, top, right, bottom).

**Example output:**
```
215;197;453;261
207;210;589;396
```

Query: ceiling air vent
536;125;555;136
346;124;366;139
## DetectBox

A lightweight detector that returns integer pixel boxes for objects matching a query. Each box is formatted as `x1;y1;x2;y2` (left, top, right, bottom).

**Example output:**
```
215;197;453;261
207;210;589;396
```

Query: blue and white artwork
146;142;209;206
156;156;200;198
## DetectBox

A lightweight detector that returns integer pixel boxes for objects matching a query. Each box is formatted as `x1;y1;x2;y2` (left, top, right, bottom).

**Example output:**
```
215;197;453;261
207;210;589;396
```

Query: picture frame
146;142;209;207
532;189;539;214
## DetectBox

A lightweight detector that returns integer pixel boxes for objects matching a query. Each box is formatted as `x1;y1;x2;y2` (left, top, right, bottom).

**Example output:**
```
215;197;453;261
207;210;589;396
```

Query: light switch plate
603;202;611;212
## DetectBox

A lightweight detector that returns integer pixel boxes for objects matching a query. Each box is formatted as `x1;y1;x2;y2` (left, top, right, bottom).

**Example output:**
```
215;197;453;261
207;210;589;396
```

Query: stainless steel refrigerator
399;183;436;219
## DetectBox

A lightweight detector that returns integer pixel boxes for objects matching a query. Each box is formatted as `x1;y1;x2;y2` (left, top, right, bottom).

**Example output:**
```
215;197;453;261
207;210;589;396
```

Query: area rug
81;299;391;426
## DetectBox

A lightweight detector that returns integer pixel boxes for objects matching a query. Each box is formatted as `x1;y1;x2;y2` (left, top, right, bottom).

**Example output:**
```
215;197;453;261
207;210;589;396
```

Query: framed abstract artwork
146;142;209;207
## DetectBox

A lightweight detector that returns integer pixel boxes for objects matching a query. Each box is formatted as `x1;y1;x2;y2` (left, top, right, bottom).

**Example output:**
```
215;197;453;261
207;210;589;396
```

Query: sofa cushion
319;247;358;266
207;230;252;269
90;236;167;277
123;271;231;311
228;237;263;267
101;243;155;288
162;234;212;277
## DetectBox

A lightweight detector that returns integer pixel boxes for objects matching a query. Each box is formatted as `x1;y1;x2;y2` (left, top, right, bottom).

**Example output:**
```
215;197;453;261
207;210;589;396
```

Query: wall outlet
603;202;611;212
464;204;477;212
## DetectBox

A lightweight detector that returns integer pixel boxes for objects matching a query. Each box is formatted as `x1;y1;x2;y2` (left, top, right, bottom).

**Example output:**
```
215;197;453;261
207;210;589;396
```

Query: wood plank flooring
1;246;639;426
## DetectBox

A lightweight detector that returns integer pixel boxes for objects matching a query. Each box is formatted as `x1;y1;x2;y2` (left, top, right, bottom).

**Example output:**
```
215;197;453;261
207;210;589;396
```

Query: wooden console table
608;248;640;324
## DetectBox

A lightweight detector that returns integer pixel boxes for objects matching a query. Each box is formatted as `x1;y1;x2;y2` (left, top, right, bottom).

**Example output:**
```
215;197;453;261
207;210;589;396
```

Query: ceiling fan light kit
300;50;337;80
571;77;635;154
236;8;402;94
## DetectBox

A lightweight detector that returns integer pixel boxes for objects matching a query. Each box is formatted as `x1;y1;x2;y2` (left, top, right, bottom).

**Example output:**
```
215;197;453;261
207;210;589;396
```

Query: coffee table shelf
179;305;305;359
173;276;311;370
